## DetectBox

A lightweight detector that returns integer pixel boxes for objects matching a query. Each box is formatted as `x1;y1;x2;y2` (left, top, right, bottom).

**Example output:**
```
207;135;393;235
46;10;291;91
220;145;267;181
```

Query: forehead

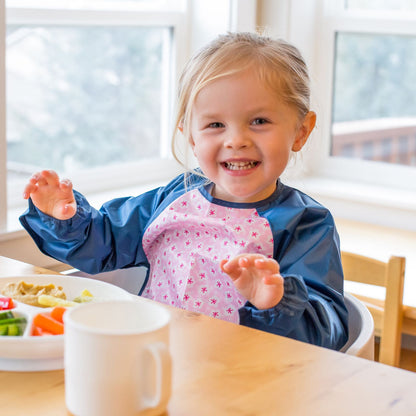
196;70;266;101
192;68;289;116
197;59;288;101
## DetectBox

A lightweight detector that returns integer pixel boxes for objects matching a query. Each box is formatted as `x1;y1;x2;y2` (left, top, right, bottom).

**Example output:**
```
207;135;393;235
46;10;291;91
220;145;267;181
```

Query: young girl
20;32;348;350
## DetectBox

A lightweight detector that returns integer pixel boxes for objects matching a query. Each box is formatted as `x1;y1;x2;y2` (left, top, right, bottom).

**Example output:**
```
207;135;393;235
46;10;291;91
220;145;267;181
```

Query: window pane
7;26;168;179
345;0;416;11
331;32;416;166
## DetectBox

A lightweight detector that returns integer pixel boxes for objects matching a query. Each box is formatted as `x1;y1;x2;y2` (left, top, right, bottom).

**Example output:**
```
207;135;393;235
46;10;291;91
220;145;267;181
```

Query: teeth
225;161;257;170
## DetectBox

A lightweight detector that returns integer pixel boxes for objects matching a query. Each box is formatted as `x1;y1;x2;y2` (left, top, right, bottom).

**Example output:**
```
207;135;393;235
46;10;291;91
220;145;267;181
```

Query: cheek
191;138;218;170
189;139;205;165
191;136;209;155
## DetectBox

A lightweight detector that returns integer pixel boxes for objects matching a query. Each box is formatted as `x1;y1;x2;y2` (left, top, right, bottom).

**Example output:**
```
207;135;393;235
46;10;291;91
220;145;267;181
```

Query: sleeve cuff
239;275;309;326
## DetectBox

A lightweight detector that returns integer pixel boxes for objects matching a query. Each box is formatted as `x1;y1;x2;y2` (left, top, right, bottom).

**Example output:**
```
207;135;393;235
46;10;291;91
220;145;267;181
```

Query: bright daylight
1;1;416;415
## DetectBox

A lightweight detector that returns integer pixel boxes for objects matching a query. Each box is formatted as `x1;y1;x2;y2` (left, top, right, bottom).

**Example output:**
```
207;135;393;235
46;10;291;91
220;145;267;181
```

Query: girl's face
189;69;316;203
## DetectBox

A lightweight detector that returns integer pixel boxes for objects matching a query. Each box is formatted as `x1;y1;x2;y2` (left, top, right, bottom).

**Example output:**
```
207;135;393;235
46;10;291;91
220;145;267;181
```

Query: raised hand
23;170;77;220
220;253;284;310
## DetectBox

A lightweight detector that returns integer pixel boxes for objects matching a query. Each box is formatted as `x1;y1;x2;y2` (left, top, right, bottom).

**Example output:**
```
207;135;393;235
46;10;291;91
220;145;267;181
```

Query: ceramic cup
64;299;171;416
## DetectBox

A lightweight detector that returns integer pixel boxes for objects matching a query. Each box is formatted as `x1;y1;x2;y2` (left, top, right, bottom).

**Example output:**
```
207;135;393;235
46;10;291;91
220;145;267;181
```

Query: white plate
0;274;133;371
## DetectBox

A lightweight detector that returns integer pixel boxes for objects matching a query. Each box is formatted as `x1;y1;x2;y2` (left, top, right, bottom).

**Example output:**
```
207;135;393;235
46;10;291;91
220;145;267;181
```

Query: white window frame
285;0;416;231
0;0;257;234
0;1;188;231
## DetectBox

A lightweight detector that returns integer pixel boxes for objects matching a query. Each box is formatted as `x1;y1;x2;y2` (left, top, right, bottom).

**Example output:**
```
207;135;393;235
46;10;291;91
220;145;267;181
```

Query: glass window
7;25;168;179
331;32;416;167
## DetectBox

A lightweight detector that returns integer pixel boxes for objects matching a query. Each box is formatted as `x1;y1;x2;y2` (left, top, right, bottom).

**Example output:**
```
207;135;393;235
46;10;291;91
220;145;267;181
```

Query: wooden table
1;255;416;416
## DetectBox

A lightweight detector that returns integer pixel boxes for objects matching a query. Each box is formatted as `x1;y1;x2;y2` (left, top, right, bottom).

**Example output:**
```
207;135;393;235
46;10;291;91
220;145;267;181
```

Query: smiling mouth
223;161;259;170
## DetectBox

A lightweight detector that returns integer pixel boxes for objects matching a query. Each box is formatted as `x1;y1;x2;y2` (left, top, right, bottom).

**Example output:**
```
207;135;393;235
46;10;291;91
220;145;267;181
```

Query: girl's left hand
220;254;284;310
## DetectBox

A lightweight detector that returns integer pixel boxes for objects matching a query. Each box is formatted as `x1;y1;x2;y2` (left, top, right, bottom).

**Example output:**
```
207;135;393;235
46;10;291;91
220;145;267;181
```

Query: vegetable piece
81;289;93;297
38;295;78;308
50;306;67;324
73;289;94;303
0;297;14;310
32;326;53;336
0;322;25;336
7;324;21;336
0;316;27;326
0;311;14;320
33;312;64;335
0;312;27;336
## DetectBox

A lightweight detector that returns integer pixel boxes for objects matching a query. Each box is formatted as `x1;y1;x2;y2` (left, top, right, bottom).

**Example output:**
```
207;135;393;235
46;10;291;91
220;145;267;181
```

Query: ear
189;135;197;156
178;120;184;133
292;111;316;152
178;119;197;155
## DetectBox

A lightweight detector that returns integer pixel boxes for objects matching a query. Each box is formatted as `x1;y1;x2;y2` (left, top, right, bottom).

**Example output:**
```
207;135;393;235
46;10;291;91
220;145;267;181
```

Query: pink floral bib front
142;189;274;323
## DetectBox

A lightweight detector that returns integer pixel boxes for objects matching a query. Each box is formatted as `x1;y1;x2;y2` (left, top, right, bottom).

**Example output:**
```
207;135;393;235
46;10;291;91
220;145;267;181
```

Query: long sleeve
19;173;196;273
19;189;160;273
239;187;348;351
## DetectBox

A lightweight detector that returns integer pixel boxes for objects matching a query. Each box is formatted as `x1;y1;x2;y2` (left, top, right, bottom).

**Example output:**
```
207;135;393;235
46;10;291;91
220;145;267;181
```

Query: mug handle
141;342;172;411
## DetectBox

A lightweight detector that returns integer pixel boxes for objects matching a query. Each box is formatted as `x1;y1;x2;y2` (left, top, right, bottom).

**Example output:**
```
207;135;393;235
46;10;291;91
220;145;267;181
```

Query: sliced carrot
32;326;42;336
50;306;67;324
33;313;64;335
32;325;53;336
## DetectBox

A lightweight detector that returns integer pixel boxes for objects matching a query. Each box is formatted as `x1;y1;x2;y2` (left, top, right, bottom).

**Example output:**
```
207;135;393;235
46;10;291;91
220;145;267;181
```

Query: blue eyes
207;118;269;128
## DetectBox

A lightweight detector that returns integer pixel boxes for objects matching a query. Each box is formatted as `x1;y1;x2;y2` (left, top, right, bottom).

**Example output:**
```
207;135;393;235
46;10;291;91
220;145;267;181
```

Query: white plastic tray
0;274;133;371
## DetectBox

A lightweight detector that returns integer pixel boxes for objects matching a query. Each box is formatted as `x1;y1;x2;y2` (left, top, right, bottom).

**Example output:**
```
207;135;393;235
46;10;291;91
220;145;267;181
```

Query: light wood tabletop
1;255;416;416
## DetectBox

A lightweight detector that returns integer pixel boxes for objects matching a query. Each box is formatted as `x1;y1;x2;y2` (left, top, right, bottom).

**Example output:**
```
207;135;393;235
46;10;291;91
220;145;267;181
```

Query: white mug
64;299;171;416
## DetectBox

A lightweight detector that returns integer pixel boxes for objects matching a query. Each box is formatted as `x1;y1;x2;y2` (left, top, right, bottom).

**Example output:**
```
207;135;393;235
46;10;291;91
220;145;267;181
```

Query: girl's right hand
23;170;77;220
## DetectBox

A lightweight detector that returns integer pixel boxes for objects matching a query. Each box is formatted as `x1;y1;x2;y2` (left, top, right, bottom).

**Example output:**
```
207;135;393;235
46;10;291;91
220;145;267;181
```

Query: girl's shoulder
263;181;336;229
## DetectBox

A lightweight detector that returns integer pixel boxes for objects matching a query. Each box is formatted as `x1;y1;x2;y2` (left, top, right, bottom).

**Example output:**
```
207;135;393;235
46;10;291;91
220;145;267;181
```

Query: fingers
23;183;36;199
220;259;241;280
59;178;73;192
253;257;280;274
22;170;62;199
34;170;60;185
221;255;282;290
236;255;279;274
262;272;283;286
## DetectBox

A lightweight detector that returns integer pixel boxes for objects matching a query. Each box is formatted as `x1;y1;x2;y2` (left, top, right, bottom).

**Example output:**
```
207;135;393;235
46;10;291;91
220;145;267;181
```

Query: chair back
341;251;406;366
341;292;375;360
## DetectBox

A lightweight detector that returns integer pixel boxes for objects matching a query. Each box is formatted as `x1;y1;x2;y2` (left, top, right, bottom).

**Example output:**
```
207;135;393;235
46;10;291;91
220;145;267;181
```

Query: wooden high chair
341;251;406;367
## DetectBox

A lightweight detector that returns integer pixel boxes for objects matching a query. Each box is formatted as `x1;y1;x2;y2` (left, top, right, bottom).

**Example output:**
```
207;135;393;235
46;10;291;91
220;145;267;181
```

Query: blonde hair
172;32;311;170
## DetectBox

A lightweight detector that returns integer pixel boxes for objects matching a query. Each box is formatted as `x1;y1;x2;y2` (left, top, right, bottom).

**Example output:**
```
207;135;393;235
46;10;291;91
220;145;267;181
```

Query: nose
223;128;251;149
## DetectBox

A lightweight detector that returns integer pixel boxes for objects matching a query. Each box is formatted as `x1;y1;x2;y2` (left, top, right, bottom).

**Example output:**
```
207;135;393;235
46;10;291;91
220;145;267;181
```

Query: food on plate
1;280;66;307
0;310;27;336
50;306;66;323
32;306;66;336
38;288;94;307
0;279;100;338
38;294;78;308
73;288;94;303
0;296;14;310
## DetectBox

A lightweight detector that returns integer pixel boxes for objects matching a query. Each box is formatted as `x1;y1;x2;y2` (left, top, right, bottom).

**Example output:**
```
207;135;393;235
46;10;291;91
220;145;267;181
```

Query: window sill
285;175;416;232
1;180;167;240
285;174;416;308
